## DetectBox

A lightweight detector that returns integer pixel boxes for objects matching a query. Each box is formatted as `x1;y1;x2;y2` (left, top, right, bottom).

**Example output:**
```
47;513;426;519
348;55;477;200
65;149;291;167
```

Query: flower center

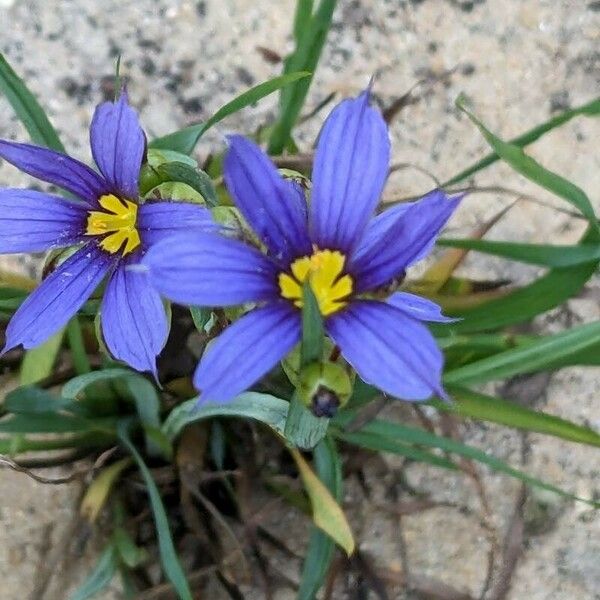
86;194;141;256
278;249;353;316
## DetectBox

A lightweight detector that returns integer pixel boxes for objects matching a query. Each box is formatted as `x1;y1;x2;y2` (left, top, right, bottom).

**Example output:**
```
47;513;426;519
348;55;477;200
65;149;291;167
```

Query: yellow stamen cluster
86;194;141;256
279;249;353;316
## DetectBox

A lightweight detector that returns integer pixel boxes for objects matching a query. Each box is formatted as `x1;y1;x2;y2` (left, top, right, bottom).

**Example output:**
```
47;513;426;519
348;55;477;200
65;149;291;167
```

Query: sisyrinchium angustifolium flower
144;90;461;403
0;92;212;376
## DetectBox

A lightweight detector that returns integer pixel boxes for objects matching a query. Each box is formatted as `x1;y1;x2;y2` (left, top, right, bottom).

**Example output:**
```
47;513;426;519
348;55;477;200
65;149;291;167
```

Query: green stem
66;318;91;375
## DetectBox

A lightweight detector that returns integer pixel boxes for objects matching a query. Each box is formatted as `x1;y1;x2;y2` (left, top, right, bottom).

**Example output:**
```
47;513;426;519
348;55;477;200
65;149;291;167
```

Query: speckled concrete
0;1;599;598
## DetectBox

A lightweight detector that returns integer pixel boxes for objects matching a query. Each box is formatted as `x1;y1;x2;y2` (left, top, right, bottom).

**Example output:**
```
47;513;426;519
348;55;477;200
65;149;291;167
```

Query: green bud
298;361;352;418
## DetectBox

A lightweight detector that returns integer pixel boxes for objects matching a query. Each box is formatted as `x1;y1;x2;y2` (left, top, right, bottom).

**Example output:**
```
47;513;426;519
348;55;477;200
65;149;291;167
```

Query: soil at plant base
0;0;599;598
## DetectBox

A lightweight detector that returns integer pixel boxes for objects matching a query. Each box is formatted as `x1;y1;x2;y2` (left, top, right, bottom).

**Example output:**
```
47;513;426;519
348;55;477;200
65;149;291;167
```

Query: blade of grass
438;238;600;267
443;97;600;187
150;72;310;154
456;95;597;224
298;436;342;600
444;320;600;386
334;418;599;507
432;387;600;448
0;51;65;151
268;0;337;154
117;421;192;600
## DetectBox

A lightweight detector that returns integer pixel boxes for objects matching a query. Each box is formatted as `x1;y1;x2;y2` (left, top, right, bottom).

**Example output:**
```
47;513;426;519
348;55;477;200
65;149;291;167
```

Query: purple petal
326;300;445;401
350;191;461;292
224;135;311;265
309;90;390;253
0;189;88;253
100;259;168;377
0;140;108;205
3;244;114;351
143;232;279;306
194;302;300;403
90;93;145;199
387;292;457;323
137;200;215;247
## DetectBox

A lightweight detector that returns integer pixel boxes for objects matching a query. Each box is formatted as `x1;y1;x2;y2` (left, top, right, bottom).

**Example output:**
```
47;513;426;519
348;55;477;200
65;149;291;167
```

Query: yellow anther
279;249;353;316
86;194;141;255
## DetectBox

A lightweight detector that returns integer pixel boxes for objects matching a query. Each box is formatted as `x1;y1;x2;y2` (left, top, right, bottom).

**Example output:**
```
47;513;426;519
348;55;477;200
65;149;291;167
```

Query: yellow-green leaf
290;447;355;555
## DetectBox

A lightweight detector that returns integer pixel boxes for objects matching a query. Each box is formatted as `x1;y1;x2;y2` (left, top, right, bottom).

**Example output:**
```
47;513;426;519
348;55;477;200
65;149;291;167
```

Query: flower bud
298;361;352;418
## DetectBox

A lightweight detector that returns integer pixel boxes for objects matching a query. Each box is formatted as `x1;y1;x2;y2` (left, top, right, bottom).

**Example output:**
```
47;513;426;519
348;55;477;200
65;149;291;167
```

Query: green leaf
117;421;192;600
0;413;115;434
336;430;458;470
284;284;329;449
268;0;337;154
456;96;597;224
61;368;134;400
444;320;600;386
163;392;289;441
190;306;212;332
150;72;311;154
0;51;65;151
139;161;218;206
20;328;65;385
4;385;73;414
438;238;600;268
433;226;599;333
300;283;324;366
443;97;600;186
290;445;354;555
336;418;599;507
70;544;117;600
433;387;600;448
66;317;91;375
298;437;342;600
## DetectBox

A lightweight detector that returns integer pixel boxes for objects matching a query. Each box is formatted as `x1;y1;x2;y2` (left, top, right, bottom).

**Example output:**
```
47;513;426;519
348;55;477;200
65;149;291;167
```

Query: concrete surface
0;0;599;598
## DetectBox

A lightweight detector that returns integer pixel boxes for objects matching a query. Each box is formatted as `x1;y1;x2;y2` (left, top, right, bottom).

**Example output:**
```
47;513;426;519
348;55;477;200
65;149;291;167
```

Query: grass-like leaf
439;238;600;268
434;387;600;448
268;0;337;154
298;437;342;600
444;320;600;386
150;71;310;154
335;418;599;507
456;95;597;224
0;51;65;151
443;96;599;186
117;421;193;600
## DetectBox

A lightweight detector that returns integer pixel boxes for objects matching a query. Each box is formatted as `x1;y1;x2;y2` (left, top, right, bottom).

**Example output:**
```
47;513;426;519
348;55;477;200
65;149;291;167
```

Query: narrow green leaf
66;318;91;375
20;328;66;385
117;421;193;600
70;544;117;600
0;51;65;151
337;430;458;470
150;72;311;154
433;226;599;333
284;284;328;449
300;283;324;366
61;368;133;400
298;437;341;600
444;320;600;386
4;385;73;414
268;0;337;154
456;96;597;224
0;413;115;434
189;306;212;332
163;392;289;441
434;387;600;448
439;238;600;268
443;97;600;186
139;161;218;206
338;419;599;507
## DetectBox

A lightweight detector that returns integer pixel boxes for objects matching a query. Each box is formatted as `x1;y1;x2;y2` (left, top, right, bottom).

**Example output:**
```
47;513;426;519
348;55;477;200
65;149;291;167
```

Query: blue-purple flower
0;93;212;376
144;90;460;402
